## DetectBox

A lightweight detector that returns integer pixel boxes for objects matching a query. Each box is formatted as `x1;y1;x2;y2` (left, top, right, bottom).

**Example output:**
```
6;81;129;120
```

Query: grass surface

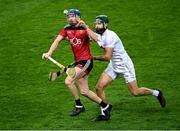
0;0;180;129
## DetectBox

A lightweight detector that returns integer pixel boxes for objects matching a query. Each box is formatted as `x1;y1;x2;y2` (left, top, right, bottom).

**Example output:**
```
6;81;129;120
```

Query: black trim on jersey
64;24;86;30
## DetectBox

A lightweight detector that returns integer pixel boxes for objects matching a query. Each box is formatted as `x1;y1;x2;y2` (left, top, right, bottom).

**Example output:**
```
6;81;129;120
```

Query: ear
104;23;108;28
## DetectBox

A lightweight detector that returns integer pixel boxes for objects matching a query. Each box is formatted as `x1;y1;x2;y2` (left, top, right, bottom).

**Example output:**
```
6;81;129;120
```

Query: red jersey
60;25;92;62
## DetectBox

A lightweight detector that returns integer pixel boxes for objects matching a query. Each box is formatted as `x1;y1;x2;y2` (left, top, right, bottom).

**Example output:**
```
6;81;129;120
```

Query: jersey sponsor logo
70;37;82;46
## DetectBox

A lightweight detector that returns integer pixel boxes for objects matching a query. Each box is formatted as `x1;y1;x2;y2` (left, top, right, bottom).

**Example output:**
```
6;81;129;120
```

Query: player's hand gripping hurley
42;53;76;78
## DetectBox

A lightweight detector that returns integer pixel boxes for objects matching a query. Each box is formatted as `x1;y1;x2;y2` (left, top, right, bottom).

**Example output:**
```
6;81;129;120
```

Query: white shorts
104;57;136;83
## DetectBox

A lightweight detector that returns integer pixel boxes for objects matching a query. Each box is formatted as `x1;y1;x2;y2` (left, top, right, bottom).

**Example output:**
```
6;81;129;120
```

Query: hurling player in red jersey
43;9;112;121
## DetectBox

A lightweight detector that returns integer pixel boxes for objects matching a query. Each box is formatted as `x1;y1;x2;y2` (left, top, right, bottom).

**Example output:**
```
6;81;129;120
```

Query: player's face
67;14;79;26
95;23;107;35
95;23;104;30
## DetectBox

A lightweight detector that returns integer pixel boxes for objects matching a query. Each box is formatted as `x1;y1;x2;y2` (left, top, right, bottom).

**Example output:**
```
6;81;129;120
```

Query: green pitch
0;0;180;129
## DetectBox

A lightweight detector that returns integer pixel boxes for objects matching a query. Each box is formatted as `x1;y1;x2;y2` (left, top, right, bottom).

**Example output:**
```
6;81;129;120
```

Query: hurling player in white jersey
80;15;166;108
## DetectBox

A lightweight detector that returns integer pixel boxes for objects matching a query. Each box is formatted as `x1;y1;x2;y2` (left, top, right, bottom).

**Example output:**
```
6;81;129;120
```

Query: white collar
101;29;108;36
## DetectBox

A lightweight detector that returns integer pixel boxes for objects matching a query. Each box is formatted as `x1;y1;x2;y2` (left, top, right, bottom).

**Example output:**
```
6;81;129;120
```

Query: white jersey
96;29;129;71
96;29;136;83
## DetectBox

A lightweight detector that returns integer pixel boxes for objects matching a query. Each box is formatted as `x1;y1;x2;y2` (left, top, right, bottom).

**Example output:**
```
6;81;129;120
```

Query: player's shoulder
77;25;87;30
63;24;71;30
63;24;86;30
107;29;120;40
106;29;117;36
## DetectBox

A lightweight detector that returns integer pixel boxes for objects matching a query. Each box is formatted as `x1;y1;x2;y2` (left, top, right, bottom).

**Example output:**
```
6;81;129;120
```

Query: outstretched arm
86;28;98;42
44;35;64;59
93;48;113;61
76;20;113;61
77;20;98;41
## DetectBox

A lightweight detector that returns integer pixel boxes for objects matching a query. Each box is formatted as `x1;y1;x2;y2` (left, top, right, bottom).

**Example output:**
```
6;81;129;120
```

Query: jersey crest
70;37;82;46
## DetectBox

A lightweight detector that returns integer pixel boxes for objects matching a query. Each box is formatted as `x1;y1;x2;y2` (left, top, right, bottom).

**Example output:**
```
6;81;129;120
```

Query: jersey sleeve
59;28;67;37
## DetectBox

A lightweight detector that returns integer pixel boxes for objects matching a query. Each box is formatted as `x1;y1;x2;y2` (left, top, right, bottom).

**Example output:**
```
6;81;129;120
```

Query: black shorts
75;59;93;75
